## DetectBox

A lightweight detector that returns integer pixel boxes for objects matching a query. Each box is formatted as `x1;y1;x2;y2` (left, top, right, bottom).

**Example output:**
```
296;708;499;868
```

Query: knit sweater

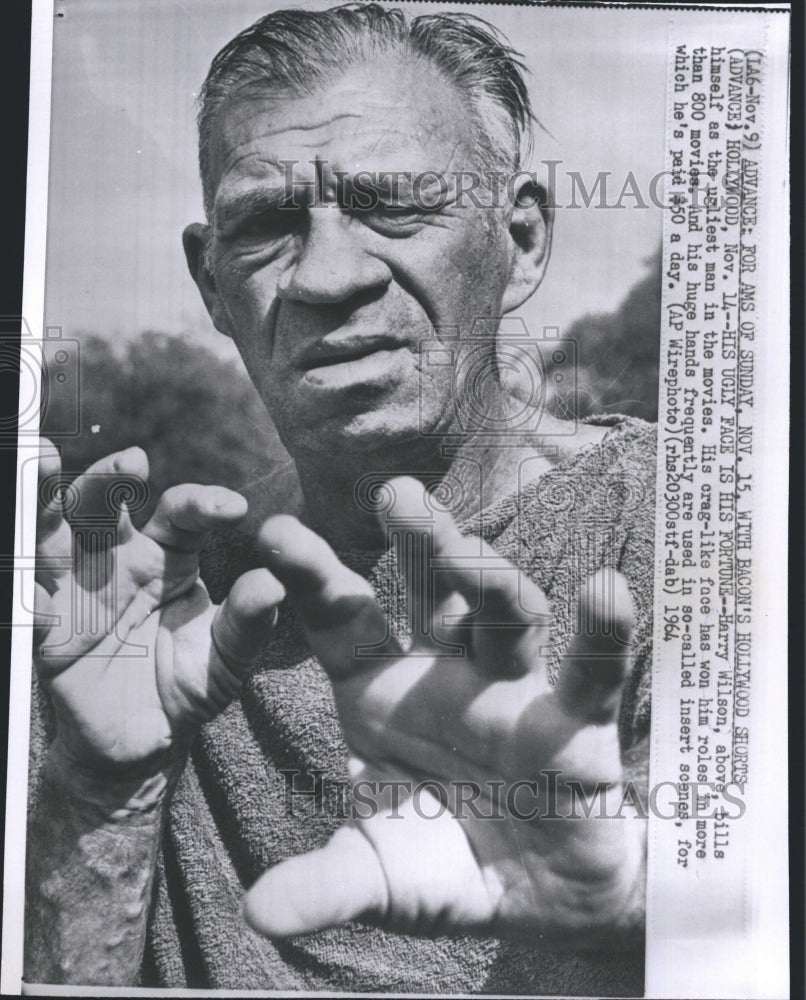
28;415;656;995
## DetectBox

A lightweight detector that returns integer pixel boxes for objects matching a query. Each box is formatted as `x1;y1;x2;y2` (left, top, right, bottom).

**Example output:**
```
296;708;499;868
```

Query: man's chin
283;411;437;467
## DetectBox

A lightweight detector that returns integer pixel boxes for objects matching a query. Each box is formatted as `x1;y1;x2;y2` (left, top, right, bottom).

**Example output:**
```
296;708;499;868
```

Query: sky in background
42;0;669;363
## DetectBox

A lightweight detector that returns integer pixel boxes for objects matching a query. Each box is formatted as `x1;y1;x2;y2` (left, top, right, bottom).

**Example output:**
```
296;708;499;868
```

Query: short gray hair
197;2;536;217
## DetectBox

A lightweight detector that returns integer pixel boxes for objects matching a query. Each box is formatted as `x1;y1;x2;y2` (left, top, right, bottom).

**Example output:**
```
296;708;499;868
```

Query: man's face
201;54;515;461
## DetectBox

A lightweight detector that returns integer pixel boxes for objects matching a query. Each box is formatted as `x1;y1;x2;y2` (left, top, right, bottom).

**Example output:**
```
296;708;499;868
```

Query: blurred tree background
547;248;661;424
40;331;297;525
40;250;661;516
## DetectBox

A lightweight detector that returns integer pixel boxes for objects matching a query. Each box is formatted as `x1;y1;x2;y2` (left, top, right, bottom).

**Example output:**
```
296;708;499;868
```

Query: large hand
242;477;644;946
34;440;284;780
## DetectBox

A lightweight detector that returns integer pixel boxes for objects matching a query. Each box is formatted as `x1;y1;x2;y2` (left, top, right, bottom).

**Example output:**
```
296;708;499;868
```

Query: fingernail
112;446;139;472
214;495;245;513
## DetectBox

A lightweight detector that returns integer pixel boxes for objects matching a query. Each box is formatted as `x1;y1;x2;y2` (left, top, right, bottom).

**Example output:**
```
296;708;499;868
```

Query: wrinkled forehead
206;55;479;199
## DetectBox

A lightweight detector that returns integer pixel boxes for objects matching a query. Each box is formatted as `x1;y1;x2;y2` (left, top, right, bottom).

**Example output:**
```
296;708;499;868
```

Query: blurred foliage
40;251;660;517
548;247;661;423
40;331;292;524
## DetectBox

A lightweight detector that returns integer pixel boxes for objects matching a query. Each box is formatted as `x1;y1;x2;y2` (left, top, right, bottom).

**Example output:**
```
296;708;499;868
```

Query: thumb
241;825;388;938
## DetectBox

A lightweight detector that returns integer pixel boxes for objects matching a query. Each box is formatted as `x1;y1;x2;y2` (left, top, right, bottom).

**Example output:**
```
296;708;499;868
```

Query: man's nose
276;208;391;304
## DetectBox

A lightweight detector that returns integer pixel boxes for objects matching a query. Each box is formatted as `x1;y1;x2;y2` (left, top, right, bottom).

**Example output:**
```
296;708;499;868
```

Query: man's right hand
34;439;284;786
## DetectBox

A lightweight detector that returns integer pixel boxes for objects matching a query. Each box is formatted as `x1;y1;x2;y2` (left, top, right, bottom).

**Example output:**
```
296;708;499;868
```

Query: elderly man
26;4;655;993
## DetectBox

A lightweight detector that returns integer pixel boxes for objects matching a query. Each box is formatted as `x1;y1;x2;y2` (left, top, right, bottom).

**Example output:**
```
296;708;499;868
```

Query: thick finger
241;825;387;938
211;568;284;678
37;446;151;598
33;581;58;647
36;438;66;540
384;477;549;630
36;439;73;591
382;478;549;676
377;477;454;639
68;446;151;543
142;483;247;553
555;568;634;723
258;515;400;676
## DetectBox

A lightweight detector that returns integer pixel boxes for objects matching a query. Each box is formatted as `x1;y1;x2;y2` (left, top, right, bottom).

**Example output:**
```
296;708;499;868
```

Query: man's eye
375;202;419;217
234;204;301;241
381;201;428;218
358;202;427;232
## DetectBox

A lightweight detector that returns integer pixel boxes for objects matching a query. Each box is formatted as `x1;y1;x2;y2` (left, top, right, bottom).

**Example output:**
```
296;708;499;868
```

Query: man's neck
291;410;595;551
294;437;459;551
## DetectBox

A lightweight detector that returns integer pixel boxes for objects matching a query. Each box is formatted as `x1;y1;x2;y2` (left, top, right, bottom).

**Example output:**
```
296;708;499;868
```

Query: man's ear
501;176;553;314
182;223;232;337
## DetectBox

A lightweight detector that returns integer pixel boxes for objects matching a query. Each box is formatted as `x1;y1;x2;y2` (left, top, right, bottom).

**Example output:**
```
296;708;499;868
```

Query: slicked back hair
197;2;535;217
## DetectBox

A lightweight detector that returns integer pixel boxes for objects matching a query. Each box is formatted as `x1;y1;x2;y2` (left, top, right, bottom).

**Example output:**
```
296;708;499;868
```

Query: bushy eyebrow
214;185;299;228
213;162;463;230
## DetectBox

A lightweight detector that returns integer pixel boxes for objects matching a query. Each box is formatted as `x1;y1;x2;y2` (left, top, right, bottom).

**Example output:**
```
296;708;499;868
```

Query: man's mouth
296;336;405;370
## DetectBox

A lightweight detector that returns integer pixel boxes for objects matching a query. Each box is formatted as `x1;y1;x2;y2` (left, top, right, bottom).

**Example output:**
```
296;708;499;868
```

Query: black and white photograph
1;1;791;996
